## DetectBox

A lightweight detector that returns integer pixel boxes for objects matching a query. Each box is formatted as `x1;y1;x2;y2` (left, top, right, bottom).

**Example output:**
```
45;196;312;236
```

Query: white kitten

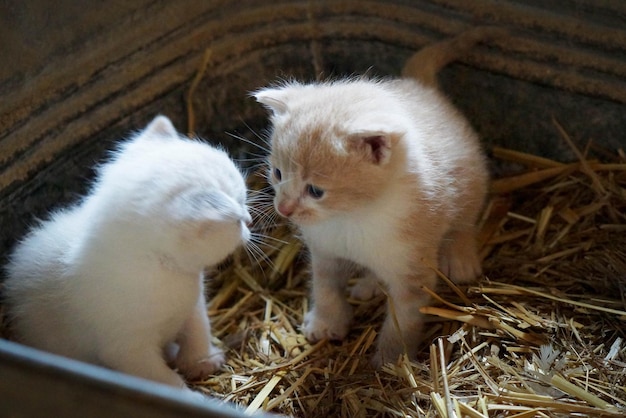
4;116;251;393
254;31;492;366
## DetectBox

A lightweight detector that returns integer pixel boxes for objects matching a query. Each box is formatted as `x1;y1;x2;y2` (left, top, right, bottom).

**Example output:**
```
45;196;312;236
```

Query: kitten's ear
170;190;243;223
144;115;178;138
253;88;289;116
348;131;398;165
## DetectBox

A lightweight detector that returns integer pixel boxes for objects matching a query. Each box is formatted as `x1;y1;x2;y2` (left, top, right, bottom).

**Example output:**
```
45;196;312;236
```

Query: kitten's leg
100;344;187;388
163;342;179;366
349;270;383;301
372;269;436;368
175;293;225;381
102;343;208;401
303;253;353;342
439;227;482;283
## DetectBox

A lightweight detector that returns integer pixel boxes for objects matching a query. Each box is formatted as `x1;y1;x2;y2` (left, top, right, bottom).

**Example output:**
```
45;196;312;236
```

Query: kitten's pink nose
277;201;295;217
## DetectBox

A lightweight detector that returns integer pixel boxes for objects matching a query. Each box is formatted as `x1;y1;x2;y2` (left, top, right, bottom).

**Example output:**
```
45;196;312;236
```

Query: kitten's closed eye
170;190;246;224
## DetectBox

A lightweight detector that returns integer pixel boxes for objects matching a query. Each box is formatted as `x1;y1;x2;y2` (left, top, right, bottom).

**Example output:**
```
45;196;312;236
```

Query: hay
0;144;624;417
193;135;626;416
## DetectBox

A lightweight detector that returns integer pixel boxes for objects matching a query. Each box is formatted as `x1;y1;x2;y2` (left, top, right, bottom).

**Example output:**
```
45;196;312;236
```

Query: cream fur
255;77;488;366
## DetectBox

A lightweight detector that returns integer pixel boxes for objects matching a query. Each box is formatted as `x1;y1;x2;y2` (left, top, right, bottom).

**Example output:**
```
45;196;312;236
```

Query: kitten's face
110;116;251;268
267;127;391;225
255;82;405;226
170;181;251;267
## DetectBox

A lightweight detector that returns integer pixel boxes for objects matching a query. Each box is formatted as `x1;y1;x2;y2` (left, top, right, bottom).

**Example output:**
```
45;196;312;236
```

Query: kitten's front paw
370;334;399;368
445;256;482;284
177;345;225;381
181;387;208;402
349;276;382;301
303;306;352;342
439;230;482;284
440;250;482;284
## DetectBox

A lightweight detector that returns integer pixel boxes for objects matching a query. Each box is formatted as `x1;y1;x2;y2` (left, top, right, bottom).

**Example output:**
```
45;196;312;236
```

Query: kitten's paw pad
303;309;351;342
177;346;225;381
350;277;382;301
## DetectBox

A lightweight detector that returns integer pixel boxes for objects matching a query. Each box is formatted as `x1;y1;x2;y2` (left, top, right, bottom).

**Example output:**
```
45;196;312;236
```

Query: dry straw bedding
195;129;626;417
1;120;625;417
1;131;624;416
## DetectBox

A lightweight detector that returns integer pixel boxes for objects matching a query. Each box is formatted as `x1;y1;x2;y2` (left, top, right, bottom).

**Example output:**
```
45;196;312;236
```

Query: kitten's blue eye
306;184;325;199
273;167;282;181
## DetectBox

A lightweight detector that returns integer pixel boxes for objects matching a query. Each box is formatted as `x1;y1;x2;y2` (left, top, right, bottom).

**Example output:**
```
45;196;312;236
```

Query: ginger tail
401;26;508;88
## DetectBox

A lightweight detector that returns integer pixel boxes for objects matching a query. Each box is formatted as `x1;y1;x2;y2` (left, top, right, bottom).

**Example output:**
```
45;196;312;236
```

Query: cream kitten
254;30;494;366
3;116;251;394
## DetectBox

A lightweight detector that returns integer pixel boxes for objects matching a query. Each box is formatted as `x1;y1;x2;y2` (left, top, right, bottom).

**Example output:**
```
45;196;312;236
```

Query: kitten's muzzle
243;210;253;226
277;201;296;218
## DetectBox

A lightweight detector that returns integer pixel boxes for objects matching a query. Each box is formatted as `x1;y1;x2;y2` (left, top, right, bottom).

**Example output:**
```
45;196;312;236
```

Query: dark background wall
1;0;625;264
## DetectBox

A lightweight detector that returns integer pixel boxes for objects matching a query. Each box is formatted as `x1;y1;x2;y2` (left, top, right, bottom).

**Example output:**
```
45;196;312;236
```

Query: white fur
4;116;251;394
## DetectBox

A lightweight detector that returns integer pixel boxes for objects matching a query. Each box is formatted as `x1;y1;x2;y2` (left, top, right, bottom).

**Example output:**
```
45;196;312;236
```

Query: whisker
226;131;270;155
247;188;274;198
249;211;275;224
247;198;274;211
247;193;273;202
241;120;272;149
254;234;289;246
248;198;273;210
253;210;287;230
247;205;268;215
276;177;295;187
249;239;282;256
244;238;276;271
250;171;271;183
243;247;262;270
239;162;271;174
236;156;267;164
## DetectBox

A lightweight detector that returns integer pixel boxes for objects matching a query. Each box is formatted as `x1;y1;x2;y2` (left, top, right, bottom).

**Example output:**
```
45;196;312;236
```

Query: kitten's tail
402;26;508;88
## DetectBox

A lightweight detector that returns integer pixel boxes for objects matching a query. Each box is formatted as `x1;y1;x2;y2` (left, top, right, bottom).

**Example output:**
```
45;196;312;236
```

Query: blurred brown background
1;0;625;261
